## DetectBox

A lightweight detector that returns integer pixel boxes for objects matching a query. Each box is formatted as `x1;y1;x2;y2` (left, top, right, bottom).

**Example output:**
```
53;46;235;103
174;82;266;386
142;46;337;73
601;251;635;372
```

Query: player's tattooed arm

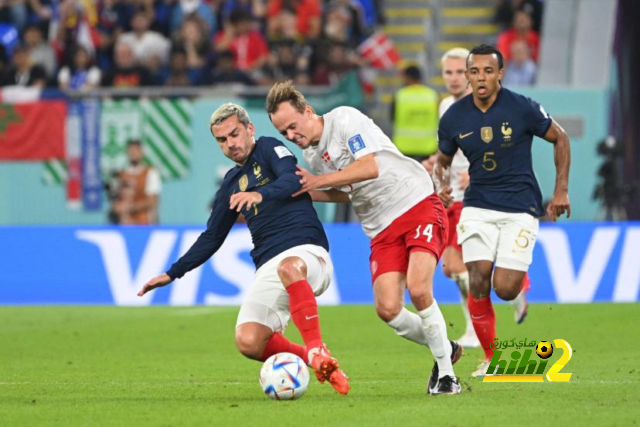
308;188;350;203
543;120;571;221
434;150;454;208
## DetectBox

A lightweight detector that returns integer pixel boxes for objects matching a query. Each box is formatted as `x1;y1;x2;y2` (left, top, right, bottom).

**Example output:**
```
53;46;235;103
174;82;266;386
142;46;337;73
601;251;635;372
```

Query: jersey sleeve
437;111;459;156
254;139;302;200
165;181;239;280
526;97;553;138
340;108;384;160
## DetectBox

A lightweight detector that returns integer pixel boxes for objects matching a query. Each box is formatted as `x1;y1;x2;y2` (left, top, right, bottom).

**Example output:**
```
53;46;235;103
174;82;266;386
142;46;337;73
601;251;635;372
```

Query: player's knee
407;286;434;309
376;302;401;323
277;257;307;285
235;328;264;360
493;281;520;301
468;270;491;298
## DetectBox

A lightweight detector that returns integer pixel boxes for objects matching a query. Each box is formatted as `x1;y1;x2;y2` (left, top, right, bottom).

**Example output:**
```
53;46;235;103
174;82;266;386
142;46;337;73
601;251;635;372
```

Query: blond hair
210;103;251;127
265;80;309;116
441;47;470;64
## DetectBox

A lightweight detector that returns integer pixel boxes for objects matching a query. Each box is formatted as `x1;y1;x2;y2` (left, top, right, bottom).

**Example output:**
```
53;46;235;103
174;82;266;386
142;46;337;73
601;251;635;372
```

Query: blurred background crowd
0;0;543;90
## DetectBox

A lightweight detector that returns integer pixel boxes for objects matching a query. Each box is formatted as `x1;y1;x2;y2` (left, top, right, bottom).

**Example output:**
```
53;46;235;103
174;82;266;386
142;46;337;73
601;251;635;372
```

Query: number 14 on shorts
414;224;434;242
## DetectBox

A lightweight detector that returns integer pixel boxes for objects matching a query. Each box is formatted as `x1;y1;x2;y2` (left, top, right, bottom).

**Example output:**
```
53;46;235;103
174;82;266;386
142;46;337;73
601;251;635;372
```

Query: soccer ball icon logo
259;352;310;400
536;341;554;359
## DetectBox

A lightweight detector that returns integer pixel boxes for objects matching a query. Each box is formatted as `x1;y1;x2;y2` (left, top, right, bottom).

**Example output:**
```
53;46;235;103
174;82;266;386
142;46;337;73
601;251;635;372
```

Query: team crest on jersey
501;122;512;142
253;162;262;179
481;127;493;143
348;134;366;154
322;151;331;162
239;174;249;191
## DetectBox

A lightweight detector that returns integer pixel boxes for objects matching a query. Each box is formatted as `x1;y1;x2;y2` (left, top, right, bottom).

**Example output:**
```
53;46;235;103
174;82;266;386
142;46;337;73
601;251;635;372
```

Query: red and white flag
357;32;402;69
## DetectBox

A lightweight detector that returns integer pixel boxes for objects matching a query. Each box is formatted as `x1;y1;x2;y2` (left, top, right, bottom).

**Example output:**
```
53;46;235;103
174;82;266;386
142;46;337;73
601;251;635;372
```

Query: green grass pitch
1;304;639;426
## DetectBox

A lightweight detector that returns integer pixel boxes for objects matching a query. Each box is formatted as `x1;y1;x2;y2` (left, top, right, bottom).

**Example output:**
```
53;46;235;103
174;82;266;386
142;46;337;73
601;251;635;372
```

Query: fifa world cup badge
481;127;493;143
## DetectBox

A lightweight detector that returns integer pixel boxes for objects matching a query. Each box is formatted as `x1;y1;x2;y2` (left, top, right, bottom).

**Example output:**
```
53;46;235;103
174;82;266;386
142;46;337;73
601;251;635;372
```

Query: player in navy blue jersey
435;45;571;377
138;103;349;395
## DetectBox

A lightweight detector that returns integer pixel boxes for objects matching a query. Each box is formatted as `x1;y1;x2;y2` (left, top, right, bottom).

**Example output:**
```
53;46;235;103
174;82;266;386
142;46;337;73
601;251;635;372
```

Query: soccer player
266;82;463;395
436;48;530;349
435;44;571;377
138;103;350;395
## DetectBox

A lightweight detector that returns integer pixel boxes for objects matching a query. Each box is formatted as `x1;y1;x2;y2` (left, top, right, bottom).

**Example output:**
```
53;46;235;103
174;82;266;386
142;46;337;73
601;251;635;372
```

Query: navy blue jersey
166;136;329;279
438;87;552;217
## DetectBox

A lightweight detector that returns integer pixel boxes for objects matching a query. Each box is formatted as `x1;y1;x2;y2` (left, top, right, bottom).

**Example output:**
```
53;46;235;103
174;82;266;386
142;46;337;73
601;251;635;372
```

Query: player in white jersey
265;81;462;395
435;49;530;350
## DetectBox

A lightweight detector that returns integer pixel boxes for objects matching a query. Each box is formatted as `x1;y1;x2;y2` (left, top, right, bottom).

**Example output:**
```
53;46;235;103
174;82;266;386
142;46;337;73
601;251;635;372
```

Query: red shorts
369;193;449;283
446;201;463;251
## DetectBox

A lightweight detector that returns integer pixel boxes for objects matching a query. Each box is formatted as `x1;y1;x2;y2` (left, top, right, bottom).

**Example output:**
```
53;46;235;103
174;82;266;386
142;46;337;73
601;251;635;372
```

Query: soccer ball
536;341;554;359
259;352;309;400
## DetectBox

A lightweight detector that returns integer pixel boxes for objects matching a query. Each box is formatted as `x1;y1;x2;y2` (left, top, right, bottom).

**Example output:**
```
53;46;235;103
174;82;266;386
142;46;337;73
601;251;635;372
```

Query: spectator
266;0;320;42
170;0;215;38
257;39;311;85
503;39;537;86
101;41;152;87
0;43;46;87
311;41;358;85
23;24;56;79
497;10;539;62
494;0;544;33
118;11;171;67
109;139;161;225
222;0;266;23
322;0;370;45
207;49;255;85
1;0;27;31
389;65;439;160
96;0;134;70
57;45;101;90
163;46;204;85
174;15;209;72
214;9;268;75
26;0;53;35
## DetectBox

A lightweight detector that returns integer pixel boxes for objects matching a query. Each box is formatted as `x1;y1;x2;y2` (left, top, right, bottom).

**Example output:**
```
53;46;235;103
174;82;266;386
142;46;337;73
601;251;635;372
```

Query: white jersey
303;106;434;238
439;95;469;202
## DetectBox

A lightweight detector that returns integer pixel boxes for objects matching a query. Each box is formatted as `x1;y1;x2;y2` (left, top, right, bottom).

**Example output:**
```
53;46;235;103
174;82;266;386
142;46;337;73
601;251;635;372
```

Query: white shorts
236;244;333;332
457;207;539;271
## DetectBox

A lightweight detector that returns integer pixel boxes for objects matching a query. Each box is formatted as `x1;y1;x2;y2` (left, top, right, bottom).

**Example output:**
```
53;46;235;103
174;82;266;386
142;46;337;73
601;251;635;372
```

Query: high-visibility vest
393;84;439;156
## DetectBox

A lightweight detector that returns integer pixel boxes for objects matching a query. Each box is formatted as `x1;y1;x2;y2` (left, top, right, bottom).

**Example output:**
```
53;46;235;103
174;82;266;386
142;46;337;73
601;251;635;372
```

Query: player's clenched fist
438;186;454;208
138;273;173;296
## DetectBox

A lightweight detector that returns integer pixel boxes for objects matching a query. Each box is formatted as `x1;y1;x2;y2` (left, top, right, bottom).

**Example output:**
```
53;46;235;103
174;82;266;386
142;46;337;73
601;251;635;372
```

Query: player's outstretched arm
138;273;173;296
434;150;454;208
308;188;350;203
543;120;571;221
293;154;379;196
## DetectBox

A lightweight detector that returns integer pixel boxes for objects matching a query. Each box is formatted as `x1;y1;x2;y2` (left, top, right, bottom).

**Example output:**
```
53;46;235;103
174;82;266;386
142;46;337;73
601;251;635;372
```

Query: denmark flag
357;32;402;69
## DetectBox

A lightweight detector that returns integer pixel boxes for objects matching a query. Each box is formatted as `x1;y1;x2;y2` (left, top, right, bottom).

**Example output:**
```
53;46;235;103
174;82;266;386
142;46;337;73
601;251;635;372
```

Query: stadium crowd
0;0;544;90
0;0;383;89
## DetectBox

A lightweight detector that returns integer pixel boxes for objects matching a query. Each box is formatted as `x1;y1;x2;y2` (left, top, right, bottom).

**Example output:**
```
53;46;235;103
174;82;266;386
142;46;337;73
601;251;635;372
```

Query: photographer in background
107;140;161;225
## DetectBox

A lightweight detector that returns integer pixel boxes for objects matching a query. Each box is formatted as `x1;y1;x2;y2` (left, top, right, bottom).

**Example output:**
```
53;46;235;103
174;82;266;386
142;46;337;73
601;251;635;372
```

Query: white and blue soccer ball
259;352;309;400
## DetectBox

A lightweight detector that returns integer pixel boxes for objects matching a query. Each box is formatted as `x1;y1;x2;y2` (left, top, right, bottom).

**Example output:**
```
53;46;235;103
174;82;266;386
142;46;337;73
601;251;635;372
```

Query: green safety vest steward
393;84;439;156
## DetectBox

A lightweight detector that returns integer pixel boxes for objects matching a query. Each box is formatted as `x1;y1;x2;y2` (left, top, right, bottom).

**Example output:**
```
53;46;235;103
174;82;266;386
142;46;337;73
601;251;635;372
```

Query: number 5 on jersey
414;224;434;242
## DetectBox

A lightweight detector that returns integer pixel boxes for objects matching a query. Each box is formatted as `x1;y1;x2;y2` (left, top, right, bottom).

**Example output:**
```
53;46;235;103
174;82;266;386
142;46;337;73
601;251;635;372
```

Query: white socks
386;307;429;345
453;272;475;334
418;300;454;377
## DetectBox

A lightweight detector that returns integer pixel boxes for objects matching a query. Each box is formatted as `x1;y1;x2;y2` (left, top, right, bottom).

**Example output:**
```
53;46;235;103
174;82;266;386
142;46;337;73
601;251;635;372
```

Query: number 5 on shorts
414;224;433;242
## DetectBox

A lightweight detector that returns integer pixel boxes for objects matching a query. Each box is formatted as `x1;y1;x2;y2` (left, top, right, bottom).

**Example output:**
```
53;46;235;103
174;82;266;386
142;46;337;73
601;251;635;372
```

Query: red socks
286;280;324;351
468;296;496;360
260;332;308;364
522;273;531;292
